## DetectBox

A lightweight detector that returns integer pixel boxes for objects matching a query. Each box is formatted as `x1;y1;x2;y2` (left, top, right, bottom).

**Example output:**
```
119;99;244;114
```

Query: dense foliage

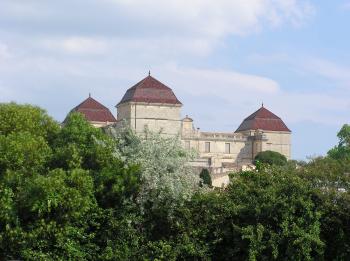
328;124;350;160
199;168;212;187
0;103;349;260
254;150;288;166
106;126;200;213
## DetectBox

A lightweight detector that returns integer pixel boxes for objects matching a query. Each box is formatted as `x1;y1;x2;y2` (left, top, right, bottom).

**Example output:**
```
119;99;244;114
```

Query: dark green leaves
254;150;288;166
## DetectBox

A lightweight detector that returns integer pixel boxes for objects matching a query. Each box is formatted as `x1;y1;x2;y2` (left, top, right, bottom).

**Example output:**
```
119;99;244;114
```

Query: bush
254;150;287;166
199;168;212;187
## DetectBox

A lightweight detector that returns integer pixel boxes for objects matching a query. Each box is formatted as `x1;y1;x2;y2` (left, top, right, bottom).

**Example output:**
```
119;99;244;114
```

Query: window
225;143;231;154
185;141;190;150
205;142;211;153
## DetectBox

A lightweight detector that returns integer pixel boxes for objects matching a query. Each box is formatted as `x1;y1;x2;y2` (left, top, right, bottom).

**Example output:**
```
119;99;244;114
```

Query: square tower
235;105;292;160
116;74;182;136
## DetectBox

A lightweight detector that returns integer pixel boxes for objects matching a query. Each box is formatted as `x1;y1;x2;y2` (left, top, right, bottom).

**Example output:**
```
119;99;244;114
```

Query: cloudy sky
0;0;349;159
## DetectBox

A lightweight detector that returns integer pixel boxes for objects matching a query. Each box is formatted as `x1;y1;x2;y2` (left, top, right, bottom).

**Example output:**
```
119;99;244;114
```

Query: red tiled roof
117;75;182;106
235;106;291;132
66;96;117;123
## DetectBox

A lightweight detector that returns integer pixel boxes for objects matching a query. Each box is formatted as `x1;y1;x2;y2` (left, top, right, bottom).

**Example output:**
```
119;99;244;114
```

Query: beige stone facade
114;101;291;187
116;102;182;136
69;75;291;187
179;117;291;186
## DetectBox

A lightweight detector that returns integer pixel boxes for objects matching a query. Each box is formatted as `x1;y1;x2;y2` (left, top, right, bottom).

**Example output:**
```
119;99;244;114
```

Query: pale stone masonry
116;102;182;136
67;74;292;187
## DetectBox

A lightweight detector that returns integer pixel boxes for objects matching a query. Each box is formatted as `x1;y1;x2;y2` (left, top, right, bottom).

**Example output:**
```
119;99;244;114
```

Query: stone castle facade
66;74;291;187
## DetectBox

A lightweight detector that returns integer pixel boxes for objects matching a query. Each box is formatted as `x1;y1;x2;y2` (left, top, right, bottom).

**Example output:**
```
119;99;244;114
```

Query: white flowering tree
106;126;200;213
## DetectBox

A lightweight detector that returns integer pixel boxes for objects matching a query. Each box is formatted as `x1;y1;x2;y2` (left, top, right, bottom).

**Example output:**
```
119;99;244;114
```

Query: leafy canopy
328;124;350;160
1;103;350;260
254;150;287;166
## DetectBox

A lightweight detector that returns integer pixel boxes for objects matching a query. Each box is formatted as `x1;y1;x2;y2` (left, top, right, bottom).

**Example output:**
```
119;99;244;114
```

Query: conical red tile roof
235;106;291;132
66;96;117;123
117;75;182;106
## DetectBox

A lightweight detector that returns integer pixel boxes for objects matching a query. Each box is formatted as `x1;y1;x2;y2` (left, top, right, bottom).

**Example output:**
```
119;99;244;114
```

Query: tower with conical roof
235;105;291;160
116;73;183;136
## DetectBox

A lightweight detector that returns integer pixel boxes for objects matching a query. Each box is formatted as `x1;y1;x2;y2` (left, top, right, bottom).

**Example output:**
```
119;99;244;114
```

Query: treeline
0;103;349;260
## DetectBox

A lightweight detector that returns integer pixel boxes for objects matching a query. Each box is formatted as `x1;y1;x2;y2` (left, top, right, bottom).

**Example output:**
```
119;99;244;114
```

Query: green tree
51;112;115;170
140;167;324;260
0;132;52;175
4;102;350;260
328;124;350;160
338;124;350;147
199;168;212;187
0;102;59;142
0;104;142;260
254;150;287;166
218;169;323;260
300;157;350;260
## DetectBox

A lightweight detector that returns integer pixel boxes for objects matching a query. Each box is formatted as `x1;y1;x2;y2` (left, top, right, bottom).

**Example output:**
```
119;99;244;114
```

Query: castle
66;74;291;187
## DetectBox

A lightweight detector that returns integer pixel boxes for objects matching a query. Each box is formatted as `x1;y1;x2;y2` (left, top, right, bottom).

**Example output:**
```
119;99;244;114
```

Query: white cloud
0;42;11;59
304;58;350;87
110;0;314;36
42;37;109;55
0;0;315;57
2;38;349;127
1;0;346;160
157;65;349;126
160;65;280;95
1;46;349;128
40;35;216;57
248;53;350;90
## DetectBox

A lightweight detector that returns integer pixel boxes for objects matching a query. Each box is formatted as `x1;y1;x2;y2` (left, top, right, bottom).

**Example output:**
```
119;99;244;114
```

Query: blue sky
0;0;349;160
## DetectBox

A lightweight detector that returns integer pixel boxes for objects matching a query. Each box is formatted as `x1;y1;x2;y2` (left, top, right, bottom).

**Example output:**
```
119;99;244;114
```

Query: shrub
254;150;287;166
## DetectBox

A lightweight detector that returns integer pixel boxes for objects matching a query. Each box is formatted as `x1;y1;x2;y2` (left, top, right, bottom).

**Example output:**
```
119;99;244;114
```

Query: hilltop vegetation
0;103;349;260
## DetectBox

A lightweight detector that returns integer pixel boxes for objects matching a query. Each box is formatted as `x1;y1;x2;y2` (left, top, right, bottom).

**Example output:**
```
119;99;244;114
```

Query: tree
254;150;287;166
142;167;324;260
218;169;324;260
3;169;98;260
338;124;350;147
51;112;116;171
300;156;350;259
107;126;200;214
0;102;59;142
199;168;212;187
0;132;52;175
0;104;142;260
3;102;350;260
328;124;350;160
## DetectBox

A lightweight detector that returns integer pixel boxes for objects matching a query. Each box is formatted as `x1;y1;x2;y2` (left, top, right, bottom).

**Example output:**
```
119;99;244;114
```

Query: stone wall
115;101;292;187
116;102;182;136
261;131;291;160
